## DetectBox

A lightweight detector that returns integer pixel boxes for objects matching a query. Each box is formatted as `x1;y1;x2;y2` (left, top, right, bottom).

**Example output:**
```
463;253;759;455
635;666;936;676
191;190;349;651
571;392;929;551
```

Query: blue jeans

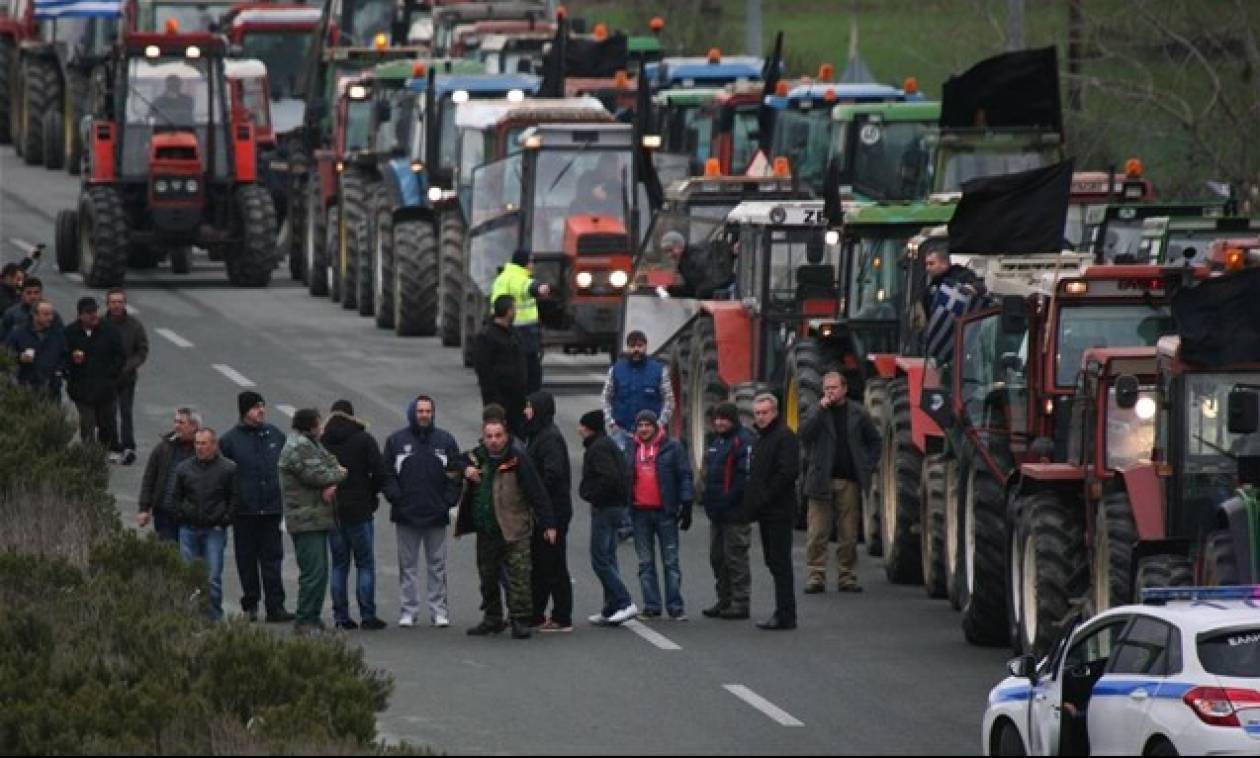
329;519;377;624
590;506;633;617
179;525;227;621
632;508;684;616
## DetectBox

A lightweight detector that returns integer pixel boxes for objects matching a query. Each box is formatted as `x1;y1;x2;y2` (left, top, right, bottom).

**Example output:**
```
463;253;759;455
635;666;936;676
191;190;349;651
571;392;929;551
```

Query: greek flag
34;0;123;19
923;280;988;364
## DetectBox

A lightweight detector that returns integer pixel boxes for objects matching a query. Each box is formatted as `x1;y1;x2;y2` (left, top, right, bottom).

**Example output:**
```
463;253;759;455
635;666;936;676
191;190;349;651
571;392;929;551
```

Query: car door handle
1129;688;1150;701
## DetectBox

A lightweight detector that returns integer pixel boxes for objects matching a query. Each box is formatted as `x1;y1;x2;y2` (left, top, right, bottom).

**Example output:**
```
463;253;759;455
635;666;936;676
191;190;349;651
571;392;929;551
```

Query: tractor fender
384;157;428;211
1215;490;1259;583
702;301;753;389
893;356;941;454
868;353;898;381
1008;465;1085;523
1120;463;1166;541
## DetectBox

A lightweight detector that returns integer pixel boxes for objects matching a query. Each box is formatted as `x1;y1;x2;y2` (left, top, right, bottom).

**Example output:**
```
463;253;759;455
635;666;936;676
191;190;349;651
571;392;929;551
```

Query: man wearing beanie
577;410;636;625
700;402;756;620
625;408;693;620
220;390;294;622
489;249;552;394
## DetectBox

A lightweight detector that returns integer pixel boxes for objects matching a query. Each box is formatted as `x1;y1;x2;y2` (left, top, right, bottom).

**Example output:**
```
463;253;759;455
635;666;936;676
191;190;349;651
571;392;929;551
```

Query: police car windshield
1198;627;1260;678
1055;304;1172;387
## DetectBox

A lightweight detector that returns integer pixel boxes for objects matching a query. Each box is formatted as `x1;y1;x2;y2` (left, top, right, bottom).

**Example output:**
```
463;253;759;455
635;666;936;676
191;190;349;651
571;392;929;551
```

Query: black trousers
530;526;572;625
517;323;542;393
75;395;117;448
233;514;286;614
114;375;137;452
759;519;797;624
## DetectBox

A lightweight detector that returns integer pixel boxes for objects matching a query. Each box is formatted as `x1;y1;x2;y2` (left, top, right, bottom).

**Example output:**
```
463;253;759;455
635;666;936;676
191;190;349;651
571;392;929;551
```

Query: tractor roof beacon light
772;156;790;178
650;16;665;33
775;80;789;97
374;33;388;51
903;76;918;95
823;87;837;103
818;63;834;82
413;61;427;78
165;18;178;34
704;157;722;177
593;23;608;41
1125;157;1144;178
1225;248;1246;271
615;69;629;87
555;5;567;21
707;48;721;64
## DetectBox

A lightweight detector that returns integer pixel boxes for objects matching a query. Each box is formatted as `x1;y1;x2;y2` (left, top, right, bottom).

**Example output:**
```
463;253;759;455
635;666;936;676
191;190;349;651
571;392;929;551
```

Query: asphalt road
0;150;1008;755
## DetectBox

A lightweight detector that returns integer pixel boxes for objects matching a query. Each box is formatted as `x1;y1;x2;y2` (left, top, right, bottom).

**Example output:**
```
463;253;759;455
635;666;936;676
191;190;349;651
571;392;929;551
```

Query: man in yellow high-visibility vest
491;249;551;393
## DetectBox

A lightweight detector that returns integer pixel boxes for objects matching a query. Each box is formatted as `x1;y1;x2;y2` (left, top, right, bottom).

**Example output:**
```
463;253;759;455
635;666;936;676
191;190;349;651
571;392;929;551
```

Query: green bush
0;372;415;755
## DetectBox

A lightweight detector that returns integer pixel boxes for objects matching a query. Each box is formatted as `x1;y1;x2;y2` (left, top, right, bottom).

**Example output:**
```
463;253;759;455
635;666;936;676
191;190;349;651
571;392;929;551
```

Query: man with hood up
381;395;462;628
524;391;573;632
321;399;387;631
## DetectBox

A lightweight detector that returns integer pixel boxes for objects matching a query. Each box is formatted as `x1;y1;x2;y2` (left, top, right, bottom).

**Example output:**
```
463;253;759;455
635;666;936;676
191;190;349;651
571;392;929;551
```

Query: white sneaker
398;613;416;628
433;615;450;628
588;613;611;626
607;603;639;624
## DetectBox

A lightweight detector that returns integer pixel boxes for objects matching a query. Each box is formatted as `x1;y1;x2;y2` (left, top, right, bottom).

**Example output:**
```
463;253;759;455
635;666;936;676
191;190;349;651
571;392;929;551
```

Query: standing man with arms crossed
744;394;800;630
106;288;148;466
220;391;293;623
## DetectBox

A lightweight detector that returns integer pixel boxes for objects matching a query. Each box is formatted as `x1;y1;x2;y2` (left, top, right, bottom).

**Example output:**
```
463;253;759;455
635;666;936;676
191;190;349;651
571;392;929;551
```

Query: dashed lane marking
155;328;194;349
212;364;256;388
722;685;805;727
623;619;682;650
276;404;296;418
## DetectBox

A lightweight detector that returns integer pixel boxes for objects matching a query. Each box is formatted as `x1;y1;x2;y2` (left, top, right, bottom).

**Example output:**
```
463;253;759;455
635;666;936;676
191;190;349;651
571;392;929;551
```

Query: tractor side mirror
1228;390;1259;435
1007;655;1037;682
1115;375;1140;410
375;100;392;125
1000;295;1027;334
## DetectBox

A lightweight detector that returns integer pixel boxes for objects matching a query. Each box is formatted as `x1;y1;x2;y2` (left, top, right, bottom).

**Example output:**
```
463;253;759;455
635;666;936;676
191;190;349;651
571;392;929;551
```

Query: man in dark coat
524;391;573;632
799;371;881;593
170;427;238;621
0;249;40;314
578;410;636;625
473;295;528;438
381;394;462;628
701;402;756;620
1;276;60;340
63;297;124;447
219;391;293;623
321;399;387;631
5;299;65;401
106;288;148;465
138;406;200;542
744;393;801;630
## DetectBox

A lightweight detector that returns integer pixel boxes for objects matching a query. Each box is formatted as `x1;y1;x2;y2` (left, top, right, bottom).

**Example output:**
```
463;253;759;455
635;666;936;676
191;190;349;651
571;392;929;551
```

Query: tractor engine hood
150;131;202;174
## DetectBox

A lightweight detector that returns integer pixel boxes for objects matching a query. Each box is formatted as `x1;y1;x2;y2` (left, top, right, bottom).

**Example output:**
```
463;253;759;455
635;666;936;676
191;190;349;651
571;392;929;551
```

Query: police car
982;586;1260;756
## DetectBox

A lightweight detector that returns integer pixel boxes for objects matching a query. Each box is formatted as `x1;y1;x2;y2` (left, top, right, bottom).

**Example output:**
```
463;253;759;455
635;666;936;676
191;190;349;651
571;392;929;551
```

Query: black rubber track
438;211;465;346
882;377;923;584
393;218;438;336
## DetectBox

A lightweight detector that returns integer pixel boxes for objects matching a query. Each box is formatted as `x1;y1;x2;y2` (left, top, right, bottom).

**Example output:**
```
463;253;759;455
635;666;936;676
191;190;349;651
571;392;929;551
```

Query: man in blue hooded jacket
700;402;755;620
382;395;462;628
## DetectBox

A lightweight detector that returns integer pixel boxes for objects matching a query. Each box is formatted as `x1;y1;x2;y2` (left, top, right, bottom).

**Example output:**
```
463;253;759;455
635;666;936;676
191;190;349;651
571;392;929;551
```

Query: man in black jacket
5;299;65;401
473;295;528;438
578;410;636;625
744;393;801;630
106;288;148;465
138;406;200;542
170;427;238;621
321;399;387;631
701;402;756;620
525;391;573;632
64;297;124;447
381;395;462;628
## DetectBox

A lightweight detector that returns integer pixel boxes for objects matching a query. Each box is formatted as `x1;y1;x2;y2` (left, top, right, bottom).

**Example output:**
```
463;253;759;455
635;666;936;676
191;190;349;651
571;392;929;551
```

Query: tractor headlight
185;178;198;193
155;179;170;194
575;272;594;289
609;269;629;288
427;186;443;203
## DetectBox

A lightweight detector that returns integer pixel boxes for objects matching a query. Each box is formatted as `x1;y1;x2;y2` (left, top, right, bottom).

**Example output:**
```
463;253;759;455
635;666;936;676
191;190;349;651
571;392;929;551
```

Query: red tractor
56;30;277;286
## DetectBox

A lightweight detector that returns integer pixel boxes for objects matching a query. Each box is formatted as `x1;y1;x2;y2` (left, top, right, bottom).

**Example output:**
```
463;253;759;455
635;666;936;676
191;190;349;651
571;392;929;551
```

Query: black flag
757;31;784;155
940;47;1062;131
1172;267;1260;367
948;160;1074;255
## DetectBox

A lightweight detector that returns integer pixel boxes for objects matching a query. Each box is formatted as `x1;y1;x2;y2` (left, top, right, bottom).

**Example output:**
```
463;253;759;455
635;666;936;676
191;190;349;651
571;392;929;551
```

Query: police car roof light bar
1141;585;1260;604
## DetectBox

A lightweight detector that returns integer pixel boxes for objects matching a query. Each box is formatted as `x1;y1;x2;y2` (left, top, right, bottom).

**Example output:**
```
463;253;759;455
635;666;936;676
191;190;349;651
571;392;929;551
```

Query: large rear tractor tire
1135;554;1193;592
684;314;726;472
225;184;277;287
438;211;465;347
393;218;438;337
881;377;924;585
372;200;396;329
305;177;328;296
55;209;79;273
920;453;948;598
1010;489;1085;657
21;58;59;165
78;187;129;288
863;378;889;556
339;169;368;311
288;152;308;281
42;109;63;170
328;205;343;302
784;339;824;530
0;37;13;144
960;460;1009;646
1201;531;1240;586
1091;491;1138;613
358;185;386;317
943;456;964;609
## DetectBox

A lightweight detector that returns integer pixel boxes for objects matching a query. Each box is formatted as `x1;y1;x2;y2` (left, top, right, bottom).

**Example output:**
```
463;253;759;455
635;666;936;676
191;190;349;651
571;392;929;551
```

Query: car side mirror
1000;296;1027;334
1115;374;1140;410
1228;390;1259;435
1007;655;1037;681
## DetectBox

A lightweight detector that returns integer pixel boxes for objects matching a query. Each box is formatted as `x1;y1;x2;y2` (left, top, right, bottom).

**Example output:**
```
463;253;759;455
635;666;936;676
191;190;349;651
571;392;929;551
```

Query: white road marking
212;363;256;388
722;685;805;727
155;328;194;348
623;619;682;650
275;404;296;418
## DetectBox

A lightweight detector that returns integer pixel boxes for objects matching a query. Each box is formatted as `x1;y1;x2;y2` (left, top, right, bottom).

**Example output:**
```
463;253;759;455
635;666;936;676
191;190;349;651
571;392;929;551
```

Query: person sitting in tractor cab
571;154;625;218
660;230;734;300
150;75;196;126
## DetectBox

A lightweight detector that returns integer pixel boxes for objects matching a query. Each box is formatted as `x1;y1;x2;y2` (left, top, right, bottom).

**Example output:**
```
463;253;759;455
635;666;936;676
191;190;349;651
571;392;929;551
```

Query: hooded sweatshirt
381;398;462;530
525;391;573;528
321;410;384;524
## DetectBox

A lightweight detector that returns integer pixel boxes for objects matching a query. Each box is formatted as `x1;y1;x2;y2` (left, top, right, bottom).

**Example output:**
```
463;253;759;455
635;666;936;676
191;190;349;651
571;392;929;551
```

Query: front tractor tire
959;460;1008;646
226;184;277;287
880;377;924;584
41;109;63;170
358;184;387;317
78;187;129;288
863;378;890;556
372;199;396;329
21;57;59;166
393;218;438;336
1091;491;1138;613
784;339;824;530
1009;489;1085;657
305;177;328;297
55;209;79;273
920;453;949;598
339;169;369;311
685;314;727;472
1201;531;1240;586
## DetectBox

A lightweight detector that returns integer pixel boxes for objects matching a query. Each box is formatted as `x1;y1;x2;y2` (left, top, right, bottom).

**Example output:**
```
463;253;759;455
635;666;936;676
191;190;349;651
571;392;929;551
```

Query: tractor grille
577;233;629;256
